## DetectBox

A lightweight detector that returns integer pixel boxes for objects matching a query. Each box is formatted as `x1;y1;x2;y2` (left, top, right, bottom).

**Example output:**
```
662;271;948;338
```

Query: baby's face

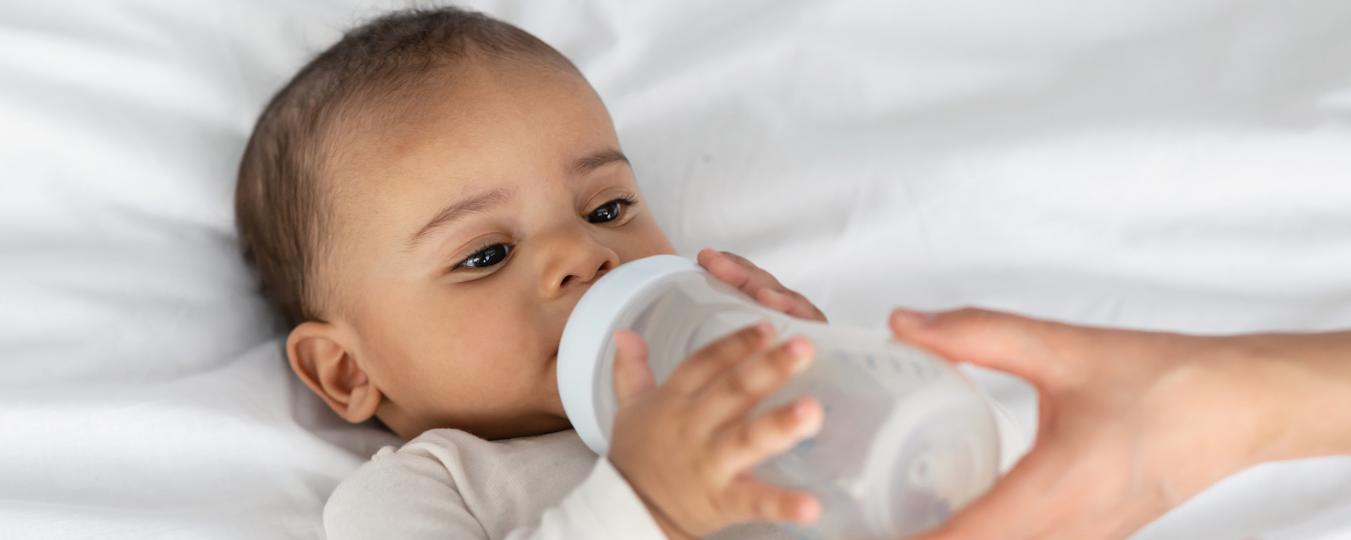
315;59;673;439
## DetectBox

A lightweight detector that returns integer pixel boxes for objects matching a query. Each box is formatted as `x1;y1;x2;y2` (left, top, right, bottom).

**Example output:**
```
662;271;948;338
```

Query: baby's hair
235;7;577;328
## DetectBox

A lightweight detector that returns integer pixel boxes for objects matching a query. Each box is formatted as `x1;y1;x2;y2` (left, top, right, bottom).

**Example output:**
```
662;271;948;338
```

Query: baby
235;7;829;540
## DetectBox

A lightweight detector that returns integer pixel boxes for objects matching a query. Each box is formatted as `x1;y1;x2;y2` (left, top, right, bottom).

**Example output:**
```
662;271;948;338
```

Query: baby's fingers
696;338;814;425
711;396;823;479
698;248;766;291
755;287;827;322
613;330;655;407
665;321;776;394
700;248;827;322
722;475;821;525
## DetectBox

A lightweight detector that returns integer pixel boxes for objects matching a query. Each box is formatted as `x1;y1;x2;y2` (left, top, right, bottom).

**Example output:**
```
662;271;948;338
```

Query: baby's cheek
620;215;676;259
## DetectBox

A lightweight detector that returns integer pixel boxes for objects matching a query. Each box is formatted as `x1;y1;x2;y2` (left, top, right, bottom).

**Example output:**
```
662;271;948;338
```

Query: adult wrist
1237;331;1351;463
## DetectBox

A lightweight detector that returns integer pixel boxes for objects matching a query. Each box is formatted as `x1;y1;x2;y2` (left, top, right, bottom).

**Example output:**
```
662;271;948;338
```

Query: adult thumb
612;330;656;407
889;307;1060;384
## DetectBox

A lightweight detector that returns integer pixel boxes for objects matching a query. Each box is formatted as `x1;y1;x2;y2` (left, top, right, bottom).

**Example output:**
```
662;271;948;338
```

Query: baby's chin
455;362;569;440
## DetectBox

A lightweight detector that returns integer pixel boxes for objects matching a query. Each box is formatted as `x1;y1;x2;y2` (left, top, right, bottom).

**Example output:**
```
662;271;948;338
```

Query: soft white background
2;1;1350;538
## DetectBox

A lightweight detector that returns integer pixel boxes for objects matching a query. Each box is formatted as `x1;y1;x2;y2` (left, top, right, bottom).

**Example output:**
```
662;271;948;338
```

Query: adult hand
888;307;1351;540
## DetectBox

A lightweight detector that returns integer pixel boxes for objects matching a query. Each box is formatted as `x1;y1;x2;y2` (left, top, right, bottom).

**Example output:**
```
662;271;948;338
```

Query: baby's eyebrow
406;187;513;250
571;149;629;176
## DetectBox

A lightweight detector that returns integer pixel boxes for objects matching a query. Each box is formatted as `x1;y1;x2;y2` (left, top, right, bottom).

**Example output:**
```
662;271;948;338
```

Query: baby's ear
286;321;382;424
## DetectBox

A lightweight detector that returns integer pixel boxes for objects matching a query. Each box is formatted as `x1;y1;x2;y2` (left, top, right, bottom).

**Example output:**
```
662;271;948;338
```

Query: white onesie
324;428;793;539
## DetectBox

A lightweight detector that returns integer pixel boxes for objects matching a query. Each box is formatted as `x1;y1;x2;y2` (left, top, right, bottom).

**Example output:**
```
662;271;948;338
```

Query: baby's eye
586;197;635;224
458;243;512;269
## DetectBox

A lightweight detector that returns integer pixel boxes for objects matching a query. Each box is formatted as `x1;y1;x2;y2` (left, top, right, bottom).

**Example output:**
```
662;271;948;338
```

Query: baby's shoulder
323;428;597;538
395;427;595;470
323;431;471;517
330;427;579;497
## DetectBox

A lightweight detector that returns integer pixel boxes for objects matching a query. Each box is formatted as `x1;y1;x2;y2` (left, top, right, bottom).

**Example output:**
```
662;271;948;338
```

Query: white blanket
2;1;1349;538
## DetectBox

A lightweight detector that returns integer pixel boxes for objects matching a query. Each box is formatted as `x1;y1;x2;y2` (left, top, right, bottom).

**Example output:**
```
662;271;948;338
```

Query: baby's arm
324;446;486;539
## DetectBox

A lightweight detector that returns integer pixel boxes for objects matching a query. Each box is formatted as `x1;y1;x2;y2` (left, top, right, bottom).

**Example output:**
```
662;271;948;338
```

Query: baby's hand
697;248;827;322
608;323;823;539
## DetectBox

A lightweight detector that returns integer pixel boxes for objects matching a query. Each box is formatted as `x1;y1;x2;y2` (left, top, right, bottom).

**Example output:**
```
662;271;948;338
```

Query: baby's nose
552;255;615;295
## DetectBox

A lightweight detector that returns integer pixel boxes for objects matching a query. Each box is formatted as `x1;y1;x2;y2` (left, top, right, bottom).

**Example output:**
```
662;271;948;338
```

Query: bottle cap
558;254;700;454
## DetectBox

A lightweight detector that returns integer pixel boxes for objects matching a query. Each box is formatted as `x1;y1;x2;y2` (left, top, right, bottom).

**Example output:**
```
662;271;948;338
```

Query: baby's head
235;8;673;440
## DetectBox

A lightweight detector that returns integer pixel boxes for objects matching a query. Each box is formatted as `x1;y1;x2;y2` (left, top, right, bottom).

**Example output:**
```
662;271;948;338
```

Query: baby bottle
557;255;1000;539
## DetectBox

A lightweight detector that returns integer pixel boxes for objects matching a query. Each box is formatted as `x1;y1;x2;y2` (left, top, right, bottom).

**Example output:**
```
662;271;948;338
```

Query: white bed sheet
2;0;1350;538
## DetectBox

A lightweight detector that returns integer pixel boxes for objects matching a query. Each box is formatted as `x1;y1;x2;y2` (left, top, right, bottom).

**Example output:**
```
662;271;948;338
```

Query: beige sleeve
508;458;668;540
323;450;666;540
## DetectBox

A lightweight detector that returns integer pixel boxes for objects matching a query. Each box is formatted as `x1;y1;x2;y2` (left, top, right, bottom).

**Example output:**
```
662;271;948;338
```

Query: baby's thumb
612;330;656;407
889;307;1055;383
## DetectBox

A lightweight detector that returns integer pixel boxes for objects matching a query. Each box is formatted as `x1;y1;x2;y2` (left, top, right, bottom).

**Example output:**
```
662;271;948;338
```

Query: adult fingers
889;307;1073;388
913;444;1071;540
